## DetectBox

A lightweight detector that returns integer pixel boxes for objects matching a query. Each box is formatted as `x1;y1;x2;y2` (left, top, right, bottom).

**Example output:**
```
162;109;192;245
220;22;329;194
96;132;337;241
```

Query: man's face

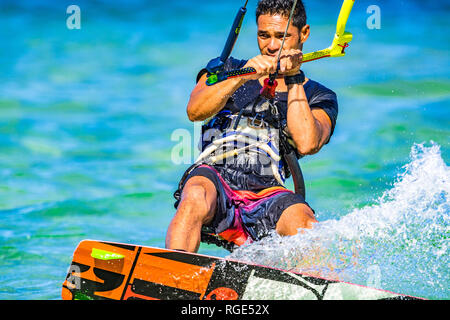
257;14;309;57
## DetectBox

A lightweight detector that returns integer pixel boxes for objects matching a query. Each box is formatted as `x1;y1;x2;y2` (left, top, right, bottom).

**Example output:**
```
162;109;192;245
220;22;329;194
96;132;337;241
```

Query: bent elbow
186;104;202;122
296;142;321;156
187;110;198;122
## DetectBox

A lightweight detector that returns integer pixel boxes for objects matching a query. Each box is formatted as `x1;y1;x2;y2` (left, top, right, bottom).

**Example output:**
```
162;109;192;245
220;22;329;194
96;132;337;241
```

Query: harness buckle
249;114;266;128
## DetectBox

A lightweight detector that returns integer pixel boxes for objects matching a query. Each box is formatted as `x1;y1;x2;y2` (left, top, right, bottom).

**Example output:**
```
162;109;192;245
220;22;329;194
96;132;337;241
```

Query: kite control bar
206;0;356;87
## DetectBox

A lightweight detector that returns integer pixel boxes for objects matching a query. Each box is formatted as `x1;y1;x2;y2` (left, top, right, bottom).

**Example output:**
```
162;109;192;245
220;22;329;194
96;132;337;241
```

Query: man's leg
276;203;317;236
165;176;217;253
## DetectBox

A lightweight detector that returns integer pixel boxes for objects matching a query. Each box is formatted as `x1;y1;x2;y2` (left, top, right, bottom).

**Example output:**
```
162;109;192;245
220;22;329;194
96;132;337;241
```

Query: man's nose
267;37;281;54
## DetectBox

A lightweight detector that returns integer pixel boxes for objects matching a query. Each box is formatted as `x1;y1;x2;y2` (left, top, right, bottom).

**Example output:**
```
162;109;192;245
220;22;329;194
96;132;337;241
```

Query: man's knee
276;203;317;236
177;177;217;224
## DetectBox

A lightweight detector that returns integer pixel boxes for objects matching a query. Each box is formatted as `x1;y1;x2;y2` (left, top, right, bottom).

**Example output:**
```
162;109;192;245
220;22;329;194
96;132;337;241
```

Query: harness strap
270;101;307;199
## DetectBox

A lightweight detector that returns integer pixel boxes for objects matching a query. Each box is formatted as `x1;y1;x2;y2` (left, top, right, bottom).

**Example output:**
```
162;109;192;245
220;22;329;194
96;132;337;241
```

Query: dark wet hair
256;0;307;31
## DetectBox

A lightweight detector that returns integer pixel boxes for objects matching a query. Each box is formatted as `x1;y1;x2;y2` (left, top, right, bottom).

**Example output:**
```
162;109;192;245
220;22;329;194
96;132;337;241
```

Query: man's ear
300;24;310;44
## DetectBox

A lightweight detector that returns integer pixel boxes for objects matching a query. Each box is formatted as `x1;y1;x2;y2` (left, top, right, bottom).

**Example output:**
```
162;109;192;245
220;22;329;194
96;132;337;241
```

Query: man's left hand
279;49;303;76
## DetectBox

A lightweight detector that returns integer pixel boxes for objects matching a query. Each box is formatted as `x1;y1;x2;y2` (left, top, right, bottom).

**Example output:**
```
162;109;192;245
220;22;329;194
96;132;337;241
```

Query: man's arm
285;82;332;155
187;55;277;122
187;73;247;122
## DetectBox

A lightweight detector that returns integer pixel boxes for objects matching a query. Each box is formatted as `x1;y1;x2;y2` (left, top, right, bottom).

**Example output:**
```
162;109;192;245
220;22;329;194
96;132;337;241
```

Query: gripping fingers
244;55;278;79
279;50;303;74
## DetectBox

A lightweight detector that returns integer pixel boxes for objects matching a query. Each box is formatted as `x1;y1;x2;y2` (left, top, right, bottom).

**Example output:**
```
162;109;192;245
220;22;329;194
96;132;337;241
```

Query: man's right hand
241;55;278;81
187;55;277;122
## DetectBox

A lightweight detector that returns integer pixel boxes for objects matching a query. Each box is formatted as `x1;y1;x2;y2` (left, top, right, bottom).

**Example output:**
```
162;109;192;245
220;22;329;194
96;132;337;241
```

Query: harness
173;92;306;214
195;94;306;199
198;98;285;186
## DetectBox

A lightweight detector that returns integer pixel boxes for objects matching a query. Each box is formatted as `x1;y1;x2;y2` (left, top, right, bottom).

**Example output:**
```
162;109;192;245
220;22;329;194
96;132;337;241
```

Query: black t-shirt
197;57;339;136
196;57;339;191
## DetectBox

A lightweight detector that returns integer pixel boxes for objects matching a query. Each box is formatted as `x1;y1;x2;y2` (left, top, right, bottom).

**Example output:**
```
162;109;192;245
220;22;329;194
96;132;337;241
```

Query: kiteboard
62;240;422;300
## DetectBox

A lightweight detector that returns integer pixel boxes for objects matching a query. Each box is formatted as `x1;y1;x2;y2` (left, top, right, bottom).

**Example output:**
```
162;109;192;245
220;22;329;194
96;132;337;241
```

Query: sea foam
228;142;449;299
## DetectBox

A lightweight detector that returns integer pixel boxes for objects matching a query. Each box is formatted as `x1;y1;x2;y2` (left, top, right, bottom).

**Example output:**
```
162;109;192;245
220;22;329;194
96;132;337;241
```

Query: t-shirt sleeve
196;68;208;83
309;87;339;141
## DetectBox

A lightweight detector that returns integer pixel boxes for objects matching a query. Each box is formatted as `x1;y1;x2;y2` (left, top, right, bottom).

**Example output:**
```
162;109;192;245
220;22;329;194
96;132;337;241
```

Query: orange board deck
62;240;422;300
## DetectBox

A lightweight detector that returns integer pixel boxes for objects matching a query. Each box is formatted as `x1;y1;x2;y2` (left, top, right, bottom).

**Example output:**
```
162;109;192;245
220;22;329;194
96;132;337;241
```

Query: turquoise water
0;0;448;300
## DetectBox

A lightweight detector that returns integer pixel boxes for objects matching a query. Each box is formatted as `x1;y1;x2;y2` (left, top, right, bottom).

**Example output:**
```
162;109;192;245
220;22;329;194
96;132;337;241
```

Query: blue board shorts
174;165;313;251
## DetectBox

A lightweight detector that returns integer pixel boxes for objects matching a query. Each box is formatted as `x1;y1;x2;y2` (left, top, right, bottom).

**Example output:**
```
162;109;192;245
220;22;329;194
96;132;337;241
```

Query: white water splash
228;142;449;299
